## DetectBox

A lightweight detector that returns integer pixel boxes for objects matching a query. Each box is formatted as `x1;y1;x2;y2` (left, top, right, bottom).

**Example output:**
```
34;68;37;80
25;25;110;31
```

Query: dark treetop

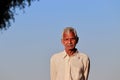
0;0;38;30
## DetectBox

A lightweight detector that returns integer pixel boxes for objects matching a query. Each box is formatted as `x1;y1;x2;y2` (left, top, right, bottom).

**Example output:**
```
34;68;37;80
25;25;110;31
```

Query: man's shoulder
77;51;90;61
51;51;64;59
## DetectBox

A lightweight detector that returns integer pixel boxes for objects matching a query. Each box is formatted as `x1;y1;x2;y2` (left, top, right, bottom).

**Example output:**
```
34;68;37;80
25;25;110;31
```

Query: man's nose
68;39;72;43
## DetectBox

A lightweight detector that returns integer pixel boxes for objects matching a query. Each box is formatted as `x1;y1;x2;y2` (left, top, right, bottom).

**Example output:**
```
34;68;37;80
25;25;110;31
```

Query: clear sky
0;0;120;80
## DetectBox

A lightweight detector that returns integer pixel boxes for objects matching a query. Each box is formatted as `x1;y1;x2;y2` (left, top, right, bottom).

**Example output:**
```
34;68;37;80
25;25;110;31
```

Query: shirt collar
62;50;79;59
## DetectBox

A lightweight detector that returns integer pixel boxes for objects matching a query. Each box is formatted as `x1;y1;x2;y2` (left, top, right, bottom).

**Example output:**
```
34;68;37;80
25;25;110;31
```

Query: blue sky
0;0;120;80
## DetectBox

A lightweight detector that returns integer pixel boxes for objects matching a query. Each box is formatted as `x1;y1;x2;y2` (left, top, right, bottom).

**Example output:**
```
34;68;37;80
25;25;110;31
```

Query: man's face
62;32;78;50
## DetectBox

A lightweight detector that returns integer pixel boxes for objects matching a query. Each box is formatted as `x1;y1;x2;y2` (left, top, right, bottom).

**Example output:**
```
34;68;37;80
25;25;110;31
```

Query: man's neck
65;48;77;56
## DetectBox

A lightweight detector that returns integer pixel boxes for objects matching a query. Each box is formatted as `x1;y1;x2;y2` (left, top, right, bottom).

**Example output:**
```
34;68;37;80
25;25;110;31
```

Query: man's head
61;27;79;51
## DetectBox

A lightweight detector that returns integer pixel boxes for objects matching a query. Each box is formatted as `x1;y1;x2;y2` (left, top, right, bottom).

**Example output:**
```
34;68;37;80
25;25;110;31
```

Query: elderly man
50;27;90;80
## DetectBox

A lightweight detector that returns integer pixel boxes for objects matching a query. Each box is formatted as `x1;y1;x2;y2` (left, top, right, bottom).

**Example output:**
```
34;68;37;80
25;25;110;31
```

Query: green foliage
0;0;38;30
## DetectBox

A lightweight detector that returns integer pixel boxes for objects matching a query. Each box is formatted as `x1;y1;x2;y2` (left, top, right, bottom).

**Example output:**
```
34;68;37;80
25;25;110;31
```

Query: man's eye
71;38;76;40
64;39;68;40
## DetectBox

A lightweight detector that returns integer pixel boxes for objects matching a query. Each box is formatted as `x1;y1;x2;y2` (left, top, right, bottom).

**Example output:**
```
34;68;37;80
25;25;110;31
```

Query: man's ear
61;39;64;45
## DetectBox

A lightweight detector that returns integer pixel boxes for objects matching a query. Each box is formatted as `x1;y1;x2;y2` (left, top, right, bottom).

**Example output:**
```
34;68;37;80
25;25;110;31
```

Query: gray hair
62;27;78;39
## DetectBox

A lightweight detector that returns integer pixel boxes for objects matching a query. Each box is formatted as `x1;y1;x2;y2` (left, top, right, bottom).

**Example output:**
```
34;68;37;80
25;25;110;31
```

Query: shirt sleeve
50;56;57;80
84;57;90;80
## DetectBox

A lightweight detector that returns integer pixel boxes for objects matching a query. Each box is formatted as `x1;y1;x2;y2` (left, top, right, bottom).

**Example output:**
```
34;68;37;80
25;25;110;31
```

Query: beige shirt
50;50;90;80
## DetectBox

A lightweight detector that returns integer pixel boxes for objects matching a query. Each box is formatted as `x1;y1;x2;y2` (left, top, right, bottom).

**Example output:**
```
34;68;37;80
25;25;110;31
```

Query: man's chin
66;47;75;50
